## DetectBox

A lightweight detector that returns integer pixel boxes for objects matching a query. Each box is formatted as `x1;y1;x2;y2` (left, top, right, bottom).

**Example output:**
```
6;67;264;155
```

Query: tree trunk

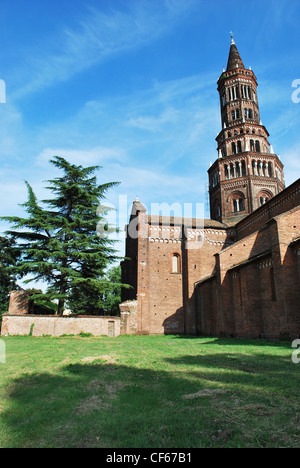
57;276;67;316
57;298;65;316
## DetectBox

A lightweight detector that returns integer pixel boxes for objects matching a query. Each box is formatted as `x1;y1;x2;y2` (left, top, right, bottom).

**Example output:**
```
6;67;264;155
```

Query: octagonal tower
209;36;285;225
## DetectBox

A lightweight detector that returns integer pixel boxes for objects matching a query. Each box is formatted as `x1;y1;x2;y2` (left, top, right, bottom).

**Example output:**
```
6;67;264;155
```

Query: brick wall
119;301;138;335
184;228;234;334
8;290;32;315
1;315;121;337
236;178;300;240
131;218;232;335
195;276;218;336
121;182;300;339
195;204;300;340
147;237;183;334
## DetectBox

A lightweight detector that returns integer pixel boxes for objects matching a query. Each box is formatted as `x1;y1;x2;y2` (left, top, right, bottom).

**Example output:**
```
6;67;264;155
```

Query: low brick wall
1;315;121;338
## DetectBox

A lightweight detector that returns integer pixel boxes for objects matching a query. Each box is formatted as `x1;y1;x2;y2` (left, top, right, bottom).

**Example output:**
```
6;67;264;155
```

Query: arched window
263;162;267;177
249;109;253;119
257;161;262;176
260;196;269;206
242;160;247;176
237;141;242;153
232;142;237;155
233;197;244;212
172;254;181;274
255;140;261;153
258;190;273;207
229;192;246;213
268;162;273;177
250;139;255;151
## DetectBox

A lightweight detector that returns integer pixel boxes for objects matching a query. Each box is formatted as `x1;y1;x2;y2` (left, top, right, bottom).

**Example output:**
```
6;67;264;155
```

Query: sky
0;0;299;277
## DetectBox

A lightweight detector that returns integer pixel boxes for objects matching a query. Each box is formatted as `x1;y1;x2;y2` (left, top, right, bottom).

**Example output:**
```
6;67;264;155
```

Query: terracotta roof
226;42;245;72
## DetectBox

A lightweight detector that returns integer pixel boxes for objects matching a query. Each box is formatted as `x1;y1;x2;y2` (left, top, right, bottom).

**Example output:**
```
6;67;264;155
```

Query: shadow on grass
2;351;300;448
164;352;299;395
2;362;208;449
169;335;292;348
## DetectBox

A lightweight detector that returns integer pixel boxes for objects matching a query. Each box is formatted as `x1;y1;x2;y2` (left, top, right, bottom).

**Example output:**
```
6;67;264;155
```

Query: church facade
120;39;300;340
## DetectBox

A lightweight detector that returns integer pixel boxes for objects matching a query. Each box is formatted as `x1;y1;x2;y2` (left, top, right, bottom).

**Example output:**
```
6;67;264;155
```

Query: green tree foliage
103;265;122;315
1;156;127;316
69;264;123;316
0;236;20;319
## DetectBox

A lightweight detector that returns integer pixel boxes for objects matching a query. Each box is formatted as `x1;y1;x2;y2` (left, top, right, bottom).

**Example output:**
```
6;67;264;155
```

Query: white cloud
0;182;28;216
126;108;181;132
12;0;197;99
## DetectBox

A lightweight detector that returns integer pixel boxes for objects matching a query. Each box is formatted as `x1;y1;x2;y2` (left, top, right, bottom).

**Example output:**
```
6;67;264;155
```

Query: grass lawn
0;334;299;448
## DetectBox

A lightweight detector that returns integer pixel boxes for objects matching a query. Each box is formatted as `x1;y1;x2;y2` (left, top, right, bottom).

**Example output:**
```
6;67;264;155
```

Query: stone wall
119;300;138;335
1;315;121;337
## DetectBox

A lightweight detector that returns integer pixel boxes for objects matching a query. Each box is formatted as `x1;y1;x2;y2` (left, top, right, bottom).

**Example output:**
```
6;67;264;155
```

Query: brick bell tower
208;35;285;225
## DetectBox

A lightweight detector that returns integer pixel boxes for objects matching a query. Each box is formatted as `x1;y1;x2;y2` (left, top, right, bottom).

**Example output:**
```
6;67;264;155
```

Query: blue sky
0;0;300;265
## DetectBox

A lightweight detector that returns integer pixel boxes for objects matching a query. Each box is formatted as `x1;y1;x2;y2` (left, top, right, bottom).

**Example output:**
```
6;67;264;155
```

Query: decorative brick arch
227;190;246;213
257;189;274;207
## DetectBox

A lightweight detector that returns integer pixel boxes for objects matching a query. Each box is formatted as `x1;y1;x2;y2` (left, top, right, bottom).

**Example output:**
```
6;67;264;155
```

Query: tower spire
226;35;245;71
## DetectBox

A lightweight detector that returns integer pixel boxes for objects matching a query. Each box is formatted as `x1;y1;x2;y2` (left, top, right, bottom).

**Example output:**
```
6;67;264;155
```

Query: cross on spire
230;31;235;44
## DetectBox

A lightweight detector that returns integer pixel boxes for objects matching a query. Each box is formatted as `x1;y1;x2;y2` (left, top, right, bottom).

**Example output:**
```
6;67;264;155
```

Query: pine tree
0;236;20;319
69;264;122;316
103;265;122;315
1;156;126;316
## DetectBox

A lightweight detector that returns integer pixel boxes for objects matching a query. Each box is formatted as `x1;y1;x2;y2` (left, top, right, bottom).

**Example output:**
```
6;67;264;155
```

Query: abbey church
120;38;300;340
